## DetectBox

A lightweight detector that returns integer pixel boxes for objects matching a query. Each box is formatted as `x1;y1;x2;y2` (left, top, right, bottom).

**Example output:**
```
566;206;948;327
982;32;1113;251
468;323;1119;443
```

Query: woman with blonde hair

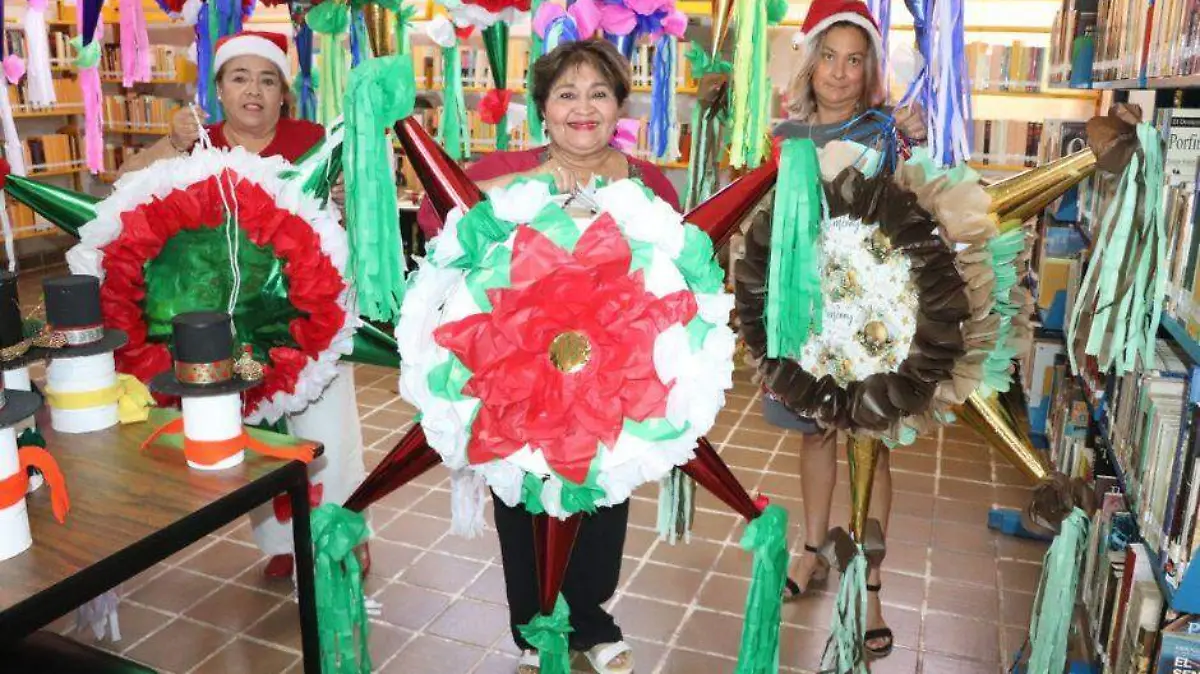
738;0;926;661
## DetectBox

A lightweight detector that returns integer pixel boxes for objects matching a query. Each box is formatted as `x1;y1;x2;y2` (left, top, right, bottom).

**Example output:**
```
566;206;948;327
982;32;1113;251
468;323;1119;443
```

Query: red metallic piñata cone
344;425;442;512
393;116;484;229
684;160;778;249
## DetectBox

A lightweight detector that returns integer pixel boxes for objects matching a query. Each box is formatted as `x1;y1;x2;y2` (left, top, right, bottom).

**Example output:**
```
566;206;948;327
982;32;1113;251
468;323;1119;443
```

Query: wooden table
0;408;322;674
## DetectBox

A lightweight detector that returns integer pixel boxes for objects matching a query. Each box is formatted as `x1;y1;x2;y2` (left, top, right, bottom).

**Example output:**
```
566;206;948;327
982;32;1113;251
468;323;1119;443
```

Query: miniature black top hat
149;311;263;397
41;275;128;359
0;271;43;371
0;369;41;429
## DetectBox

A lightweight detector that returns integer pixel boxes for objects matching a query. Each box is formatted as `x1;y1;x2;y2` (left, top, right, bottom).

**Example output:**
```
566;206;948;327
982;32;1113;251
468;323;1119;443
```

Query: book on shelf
966;41;1046;92
969;119;1042;167
1092;0;1151;81
22;132;81;173
8;78;82;114
1156;616;1200;673
102;93;179;130
1048;0;1098;86
99;44;183;81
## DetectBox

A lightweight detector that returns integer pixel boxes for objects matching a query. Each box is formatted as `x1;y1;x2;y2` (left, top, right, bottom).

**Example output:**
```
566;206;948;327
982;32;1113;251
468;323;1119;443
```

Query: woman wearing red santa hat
741;0;927;661
114;31;365;581
118;31;325;171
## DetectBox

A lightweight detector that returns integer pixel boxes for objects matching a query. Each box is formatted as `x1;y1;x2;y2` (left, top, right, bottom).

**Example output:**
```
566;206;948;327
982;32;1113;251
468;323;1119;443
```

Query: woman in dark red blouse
417;40;678;674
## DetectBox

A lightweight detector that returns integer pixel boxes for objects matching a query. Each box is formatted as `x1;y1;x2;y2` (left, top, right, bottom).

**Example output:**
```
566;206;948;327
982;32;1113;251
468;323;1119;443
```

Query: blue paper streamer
295;22;317;122
605;32;636;61
349;9;366;67
649;35;673;159
865;0;891;96
899;0;970;166
196;0;253;122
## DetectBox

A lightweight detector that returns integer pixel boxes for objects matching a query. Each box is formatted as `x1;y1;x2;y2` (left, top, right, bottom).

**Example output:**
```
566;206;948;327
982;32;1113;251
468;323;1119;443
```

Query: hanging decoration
307;1;350;126
1067;119;1166;376
648;34;677;161
898;0;970;166
72;0;105;174
727;0;786;169
119;0;152;87
480;22;512;149
863;0;890;97
294;19;318;122
526;0;547;143
0;1;24;181
426;16;471;160
682;44;731;209
23;0;56;107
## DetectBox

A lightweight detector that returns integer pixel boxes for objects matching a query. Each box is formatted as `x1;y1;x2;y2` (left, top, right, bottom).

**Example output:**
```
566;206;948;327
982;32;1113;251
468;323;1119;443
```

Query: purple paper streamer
81;0;103;46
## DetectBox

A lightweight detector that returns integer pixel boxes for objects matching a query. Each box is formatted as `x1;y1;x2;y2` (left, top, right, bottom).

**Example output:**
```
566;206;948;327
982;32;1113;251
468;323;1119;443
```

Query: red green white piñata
397;178;735;518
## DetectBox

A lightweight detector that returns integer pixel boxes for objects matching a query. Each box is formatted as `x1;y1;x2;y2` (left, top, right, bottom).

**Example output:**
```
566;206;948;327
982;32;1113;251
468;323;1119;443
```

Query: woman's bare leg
795;428;838;588
865;448;893;651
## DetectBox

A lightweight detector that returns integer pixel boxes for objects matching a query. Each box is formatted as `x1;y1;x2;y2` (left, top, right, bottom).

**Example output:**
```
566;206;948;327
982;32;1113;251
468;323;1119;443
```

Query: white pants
249;363;368;556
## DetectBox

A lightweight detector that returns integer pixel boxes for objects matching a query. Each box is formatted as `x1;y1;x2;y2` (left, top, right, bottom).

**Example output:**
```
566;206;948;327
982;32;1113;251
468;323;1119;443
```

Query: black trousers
493;493;629;652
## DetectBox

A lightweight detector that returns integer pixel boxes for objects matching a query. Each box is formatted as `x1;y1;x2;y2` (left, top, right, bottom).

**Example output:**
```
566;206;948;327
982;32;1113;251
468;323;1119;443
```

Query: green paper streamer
344;55;416;321
526;0;546;144
439;44;471;160
1027;508;1089;673
656;465;694;544
728;0;770;169
735;504;789;674
311;503;372;674
308;2;351;127
346;321;401;368
395;4;418;56
2;175;99;238
978;229;1027;396
821;548;869;674
518;594;573;674
765;138;823;359
482;23;510;150
69;36;100;69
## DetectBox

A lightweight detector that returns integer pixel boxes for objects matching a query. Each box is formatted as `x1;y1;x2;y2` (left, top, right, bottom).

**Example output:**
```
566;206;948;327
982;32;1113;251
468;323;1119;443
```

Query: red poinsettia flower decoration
434;214;697;484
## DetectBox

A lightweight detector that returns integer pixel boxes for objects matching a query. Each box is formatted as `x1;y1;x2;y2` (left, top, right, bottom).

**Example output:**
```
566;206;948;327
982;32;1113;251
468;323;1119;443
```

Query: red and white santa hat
213;31;291;80
793;0;884;61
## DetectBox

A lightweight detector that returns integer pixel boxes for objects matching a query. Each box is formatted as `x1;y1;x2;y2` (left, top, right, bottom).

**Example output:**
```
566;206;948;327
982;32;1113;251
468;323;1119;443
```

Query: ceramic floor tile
102;367;1043;673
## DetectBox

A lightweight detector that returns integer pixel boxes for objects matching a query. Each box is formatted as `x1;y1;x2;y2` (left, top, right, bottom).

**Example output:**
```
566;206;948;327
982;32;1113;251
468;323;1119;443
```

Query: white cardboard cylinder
0;427;32;561
6;367;31;391
182;393;245;471
46;353;119;434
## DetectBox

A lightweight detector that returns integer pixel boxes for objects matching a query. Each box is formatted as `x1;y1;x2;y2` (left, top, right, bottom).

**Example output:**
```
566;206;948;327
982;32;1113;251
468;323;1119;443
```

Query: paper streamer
0;427;32;562
899;0;971;166
119;0;152;87
23;0;56;106
75;0;105;174
865;0;891;98
295;22;317;122
46;353;119;434
182;394;245;470
649;34;676;160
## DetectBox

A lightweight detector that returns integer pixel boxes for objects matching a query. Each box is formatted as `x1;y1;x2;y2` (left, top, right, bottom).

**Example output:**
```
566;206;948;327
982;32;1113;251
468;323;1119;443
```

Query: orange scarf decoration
0;445;70;523
140;418;316;467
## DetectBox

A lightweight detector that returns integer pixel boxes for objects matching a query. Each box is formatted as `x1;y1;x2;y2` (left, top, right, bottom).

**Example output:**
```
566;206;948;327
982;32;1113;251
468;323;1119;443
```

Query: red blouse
201;117;325;162
416;147;682;238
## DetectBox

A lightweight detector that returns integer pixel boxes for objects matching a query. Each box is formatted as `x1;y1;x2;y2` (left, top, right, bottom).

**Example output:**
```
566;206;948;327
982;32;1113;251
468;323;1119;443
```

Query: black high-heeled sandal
864;583;894;659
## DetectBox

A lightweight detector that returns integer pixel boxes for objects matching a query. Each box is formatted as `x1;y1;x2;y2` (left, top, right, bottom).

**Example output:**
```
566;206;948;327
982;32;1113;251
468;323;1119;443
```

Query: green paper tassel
518;594;572;674
279;118;345;205
728;0;771;169
396;4;417;56
312;504;372;674
978;228;1027;396
526;0;546;144
765;138;823;359
344;55;416;322
308;2;350;127
735;504;789;674
439;44;471;160
656;468;695;544
821;548;869;674
1027;508;1089;673
482;23;510;151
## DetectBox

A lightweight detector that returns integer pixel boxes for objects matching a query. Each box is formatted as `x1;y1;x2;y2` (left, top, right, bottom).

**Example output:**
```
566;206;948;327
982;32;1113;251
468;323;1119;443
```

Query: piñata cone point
684;160;778;249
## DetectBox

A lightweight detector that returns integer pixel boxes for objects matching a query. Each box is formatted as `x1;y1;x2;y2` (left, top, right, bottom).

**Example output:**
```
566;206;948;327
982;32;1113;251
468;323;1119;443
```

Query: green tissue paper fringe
820;548;869;674
1027;508;1089;673
765;138;823;359
307;2;350;127
735;504;789;674
344;55;415;322
682;44;731;210
526;0;547;143
728;0;772;169
312;504;372;674
978;228;1027;395
439;44;471;161
518;594;572;674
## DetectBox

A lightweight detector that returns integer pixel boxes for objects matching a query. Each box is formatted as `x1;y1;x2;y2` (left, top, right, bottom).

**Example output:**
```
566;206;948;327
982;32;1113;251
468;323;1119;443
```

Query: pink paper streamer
81;68;103;172
3;55;25;85
120;0;151;87
599;4;637;34
661;9;687;37
571;0;601;37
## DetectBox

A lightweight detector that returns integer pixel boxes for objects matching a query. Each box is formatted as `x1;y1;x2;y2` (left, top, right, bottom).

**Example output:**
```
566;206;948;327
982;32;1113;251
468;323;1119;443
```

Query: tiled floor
30;360;1047;674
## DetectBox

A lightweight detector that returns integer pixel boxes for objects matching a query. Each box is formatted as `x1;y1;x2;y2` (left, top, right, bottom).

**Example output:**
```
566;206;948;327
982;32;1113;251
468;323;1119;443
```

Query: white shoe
584;641;634;674
517;649;540;674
